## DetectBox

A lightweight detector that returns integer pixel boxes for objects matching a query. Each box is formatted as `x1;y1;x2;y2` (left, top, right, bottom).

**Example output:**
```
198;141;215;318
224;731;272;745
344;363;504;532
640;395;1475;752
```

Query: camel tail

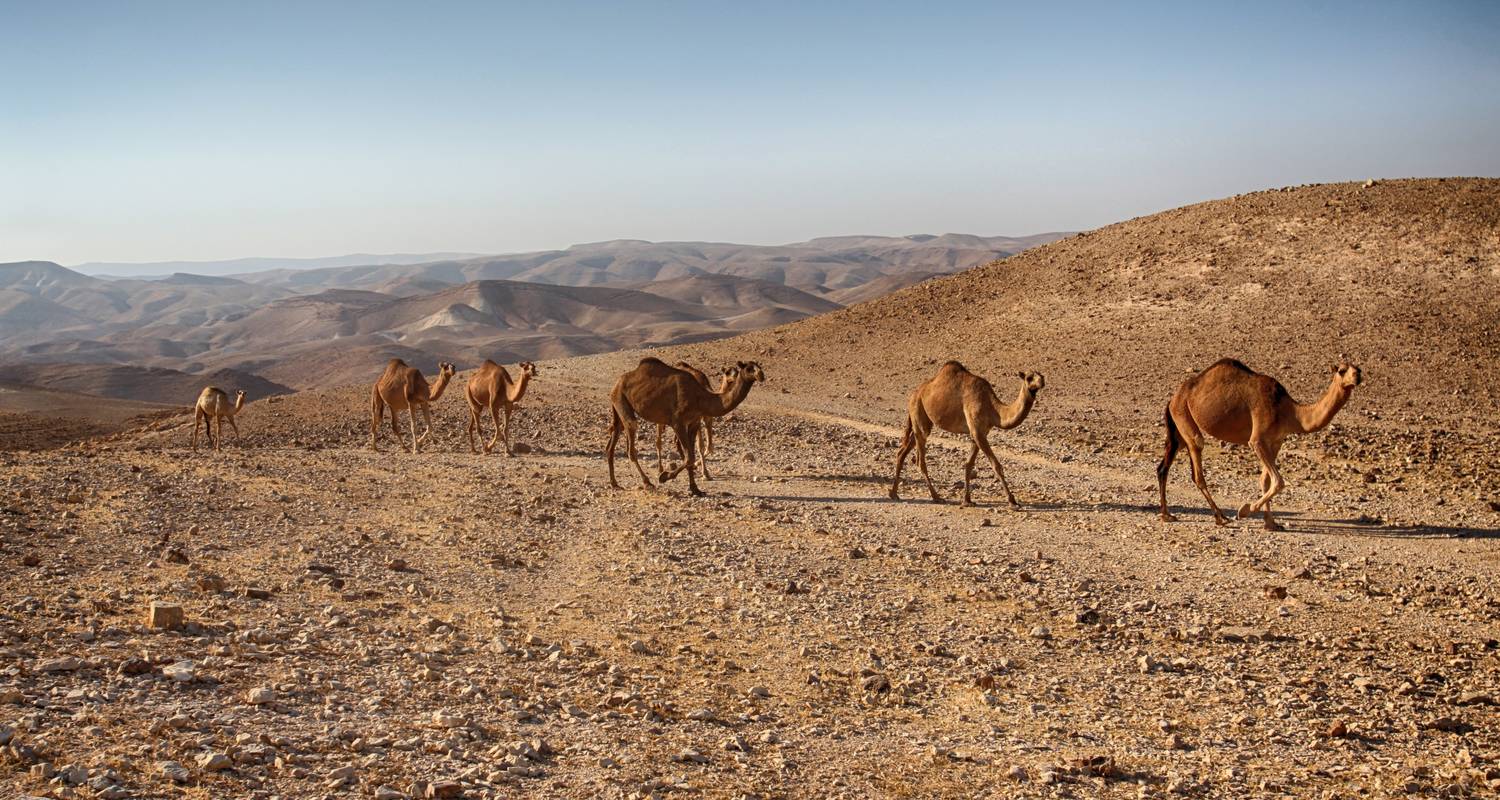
1157;404;1180;482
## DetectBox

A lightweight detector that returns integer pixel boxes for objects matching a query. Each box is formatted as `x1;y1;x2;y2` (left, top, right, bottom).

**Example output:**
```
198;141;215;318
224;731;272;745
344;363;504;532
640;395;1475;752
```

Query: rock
1166;733;1187;750
1325;720;1349;738
325;765;357;787
158;761;191;784
21;554;41;567
197;752;232;771
427;780;462;798
242;587;273;600
247;687;275;705
165;548;190;564
387;558;408;571
1074;608;1100;625
748;686;771;699
34;656;83;673
1005;764;1027;781
161;661;195;682
375;787;407;800
723;733;750;752
1263;586;1287;600
598;757;619;769
194;574;227;592
674;748;710;764
627;640;651;655
431;711;468;728
1029;625;1052;639
1217;626;1271;643
117;658;152;676
1424;716;1466;733
1455;691;1495;706
146;602;185;630
848;546;867;559
0;724;13;746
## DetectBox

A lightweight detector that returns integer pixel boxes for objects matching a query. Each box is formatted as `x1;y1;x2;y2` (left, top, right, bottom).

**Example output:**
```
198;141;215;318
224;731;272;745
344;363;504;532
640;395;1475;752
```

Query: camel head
437;361;456;378
519;361;538;378
1016;371;1046;395
235;389;247;399
735;361;766;384
1333;362;1363;390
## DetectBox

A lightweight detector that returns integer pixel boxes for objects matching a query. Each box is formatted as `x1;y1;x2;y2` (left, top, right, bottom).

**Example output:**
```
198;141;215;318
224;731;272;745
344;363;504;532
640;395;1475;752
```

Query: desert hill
0;362;293;405
6;181;1499;799
662;178;1500;509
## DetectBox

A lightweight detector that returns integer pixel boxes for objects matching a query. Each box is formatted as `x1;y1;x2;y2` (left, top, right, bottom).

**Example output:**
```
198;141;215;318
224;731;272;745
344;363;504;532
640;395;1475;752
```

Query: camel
652;362;731;479
370;359;456;453
192;387;246;451
890;362;1045;507
1157;358;1363;531
465;360;537;455
606;358;765;497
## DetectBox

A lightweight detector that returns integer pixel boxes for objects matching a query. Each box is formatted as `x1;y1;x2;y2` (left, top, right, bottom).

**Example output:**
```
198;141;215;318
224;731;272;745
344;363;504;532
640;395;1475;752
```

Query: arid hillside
2;181;1497;800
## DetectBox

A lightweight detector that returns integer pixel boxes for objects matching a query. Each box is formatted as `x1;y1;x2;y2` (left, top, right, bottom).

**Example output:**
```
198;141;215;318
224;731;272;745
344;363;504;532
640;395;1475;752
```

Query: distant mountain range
2;232;1068;392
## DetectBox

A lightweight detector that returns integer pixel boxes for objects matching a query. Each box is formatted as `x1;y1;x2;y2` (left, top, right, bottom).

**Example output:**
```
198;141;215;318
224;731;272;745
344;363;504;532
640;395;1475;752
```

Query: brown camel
465;360;537;455
652;362;730;479
606;358;765;497
1157;358;1362;531
192;387;246;451
890;361;1045;507
370;359;456;453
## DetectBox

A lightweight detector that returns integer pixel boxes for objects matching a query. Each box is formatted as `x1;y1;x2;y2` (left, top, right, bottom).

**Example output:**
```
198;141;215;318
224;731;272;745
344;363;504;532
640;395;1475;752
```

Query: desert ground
2;180;1497;799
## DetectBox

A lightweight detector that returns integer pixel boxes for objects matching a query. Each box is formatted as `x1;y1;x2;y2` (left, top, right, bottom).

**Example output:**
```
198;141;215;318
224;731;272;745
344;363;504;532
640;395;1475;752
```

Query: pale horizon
5;2;1498;265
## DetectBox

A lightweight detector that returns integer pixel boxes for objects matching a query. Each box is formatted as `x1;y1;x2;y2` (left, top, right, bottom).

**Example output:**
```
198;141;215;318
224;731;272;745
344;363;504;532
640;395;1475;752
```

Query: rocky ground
1;354;1498;799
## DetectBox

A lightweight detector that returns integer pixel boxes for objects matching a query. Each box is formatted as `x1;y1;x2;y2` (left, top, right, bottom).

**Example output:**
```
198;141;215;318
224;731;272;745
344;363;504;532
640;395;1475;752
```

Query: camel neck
993;384;1037;430
428;373;453;402
709;376;755;417
506;372;531;404
1292;378;1351;434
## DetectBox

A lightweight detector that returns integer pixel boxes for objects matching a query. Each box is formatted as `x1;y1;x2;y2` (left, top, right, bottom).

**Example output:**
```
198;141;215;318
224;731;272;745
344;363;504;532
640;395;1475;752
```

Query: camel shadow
1285;516;1500;539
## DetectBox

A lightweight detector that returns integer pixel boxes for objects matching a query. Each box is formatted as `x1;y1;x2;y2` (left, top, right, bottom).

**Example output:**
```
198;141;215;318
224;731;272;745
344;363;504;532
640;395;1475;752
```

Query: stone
34;657;83;673
147;602;184;630
242;587;273;600
1324;720;1348;738
117;658;152;675
432;711;468;728
161;661;195;682
426;780;462;798
674;748;710;764
247;687;275;705
1456;691;1495;706
197;752;232;771
158;761;191;784
748;686;771;699
326;765;357;787
194;574;227;592
0;724;12;746
1217;626;1271;643
1029;625;1052;639
1005;764;1027;781
375;787;407;800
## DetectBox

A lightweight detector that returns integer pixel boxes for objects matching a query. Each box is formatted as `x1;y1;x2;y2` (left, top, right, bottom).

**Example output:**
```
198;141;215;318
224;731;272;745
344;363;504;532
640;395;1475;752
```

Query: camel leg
502;406;513;456
466;402;480;454
914;426;941;503
1183;438;1230;526
227;416;240;445
696;422;712;481
214;417;223;453
606;411;624;489
890;415;916;500
192;411;202;450
1239;439;1286;532
675;422;705;497
654;425;666;473
961;442;980;507
624;420;654;488
974;432;1020;509
415;403;435;447
371;394;384;451
1157;405;1182;521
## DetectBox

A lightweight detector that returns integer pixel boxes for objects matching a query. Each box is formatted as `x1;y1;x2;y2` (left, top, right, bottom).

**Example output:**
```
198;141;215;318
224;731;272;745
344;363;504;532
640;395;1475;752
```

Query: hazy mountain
77;252;485;278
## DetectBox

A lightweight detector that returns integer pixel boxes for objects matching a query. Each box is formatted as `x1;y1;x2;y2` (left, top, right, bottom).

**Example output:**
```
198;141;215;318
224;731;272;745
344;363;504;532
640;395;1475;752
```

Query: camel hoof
1213;515;1231;527
888;489;900;501
960;499;976;508
1265;520;1286;532
657;471;672;483
1160;513;1178;523
928;496;944;505
1236;503;1254;520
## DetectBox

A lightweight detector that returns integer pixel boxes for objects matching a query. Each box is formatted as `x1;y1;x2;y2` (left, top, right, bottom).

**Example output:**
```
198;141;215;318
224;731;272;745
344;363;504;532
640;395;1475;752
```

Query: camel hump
202;385;225;396
937;360;968;374
1209;358;1256;374
638;356;670;368
387;357;408;367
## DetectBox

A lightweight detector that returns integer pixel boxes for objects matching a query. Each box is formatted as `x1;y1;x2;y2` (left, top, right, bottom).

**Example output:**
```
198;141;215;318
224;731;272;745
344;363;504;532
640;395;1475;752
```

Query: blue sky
3;1;1498;265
